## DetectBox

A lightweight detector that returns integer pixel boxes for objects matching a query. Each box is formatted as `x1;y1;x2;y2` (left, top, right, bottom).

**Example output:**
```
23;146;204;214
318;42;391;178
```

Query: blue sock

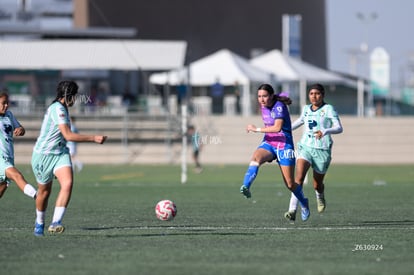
292;184;307;208
243;165;259;189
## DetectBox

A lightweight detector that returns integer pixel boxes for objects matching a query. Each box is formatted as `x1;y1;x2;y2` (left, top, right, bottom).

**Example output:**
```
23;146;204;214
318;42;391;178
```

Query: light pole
356;12;378;116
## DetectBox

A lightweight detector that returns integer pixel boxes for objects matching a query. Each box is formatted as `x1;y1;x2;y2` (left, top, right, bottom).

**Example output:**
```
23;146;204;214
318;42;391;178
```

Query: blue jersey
260;100;293;150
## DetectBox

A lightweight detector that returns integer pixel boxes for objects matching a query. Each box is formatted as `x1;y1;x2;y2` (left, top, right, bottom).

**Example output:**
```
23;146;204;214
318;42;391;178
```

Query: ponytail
275;95;292;106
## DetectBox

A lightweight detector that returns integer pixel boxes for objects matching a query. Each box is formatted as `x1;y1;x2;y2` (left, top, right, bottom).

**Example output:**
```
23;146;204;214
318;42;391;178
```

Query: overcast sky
326;0;413;89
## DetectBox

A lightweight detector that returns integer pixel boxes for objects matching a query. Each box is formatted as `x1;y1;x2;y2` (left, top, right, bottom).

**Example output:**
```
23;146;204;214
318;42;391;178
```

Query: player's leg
32;152;54;236
313;170;327;213
279;163;310;221
0;182;7;198
34;181;52;236
48;165;73;234
5;167;37;199
240;147;274;198
285;158;311;221
193;150;202;173
313;149;331;213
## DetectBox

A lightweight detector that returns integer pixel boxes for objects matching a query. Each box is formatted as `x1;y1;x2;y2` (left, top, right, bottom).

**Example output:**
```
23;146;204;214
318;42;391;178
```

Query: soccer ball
155;200;177;221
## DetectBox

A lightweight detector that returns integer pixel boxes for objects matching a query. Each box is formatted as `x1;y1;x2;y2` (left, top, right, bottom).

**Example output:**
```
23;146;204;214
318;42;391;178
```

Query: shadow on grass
80;225;254;237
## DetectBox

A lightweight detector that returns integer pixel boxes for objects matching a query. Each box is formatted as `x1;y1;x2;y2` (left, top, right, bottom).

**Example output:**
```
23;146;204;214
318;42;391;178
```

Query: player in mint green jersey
32;81;107;236
0;92;37;200
284;83;343;221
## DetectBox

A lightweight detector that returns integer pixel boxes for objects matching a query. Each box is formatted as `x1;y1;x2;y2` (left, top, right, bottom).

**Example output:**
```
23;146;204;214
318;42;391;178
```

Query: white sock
23;184;37;199
52;206;66;223
315;190;324;199
36;209;45;225
288;192;299;212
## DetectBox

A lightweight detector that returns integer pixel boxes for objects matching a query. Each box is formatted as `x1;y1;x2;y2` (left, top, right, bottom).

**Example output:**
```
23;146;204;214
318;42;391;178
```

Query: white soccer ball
155;200;177;221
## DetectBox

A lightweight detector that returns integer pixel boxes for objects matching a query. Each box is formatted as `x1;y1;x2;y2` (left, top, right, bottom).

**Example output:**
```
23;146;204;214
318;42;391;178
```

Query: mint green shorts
31;152;72;184
0;155;14;184
297;144;332;174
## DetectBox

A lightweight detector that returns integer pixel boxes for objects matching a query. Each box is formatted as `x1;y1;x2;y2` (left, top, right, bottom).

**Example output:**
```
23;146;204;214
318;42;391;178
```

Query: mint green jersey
0;110;22;160
33;102;70;155
292;103;343;150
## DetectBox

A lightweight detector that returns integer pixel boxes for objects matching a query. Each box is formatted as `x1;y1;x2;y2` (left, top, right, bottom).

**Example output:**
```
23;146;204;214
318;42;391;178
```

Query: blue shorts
258;142;296;166
31;151;72;184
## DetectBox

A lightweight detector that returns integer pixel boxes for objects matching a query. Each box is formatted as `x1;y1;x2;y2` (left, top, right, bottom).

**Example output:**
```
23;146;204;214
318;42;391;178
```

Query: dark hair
54;80;79;102
257;83;292;105
0;91;9;100
309;83;325;95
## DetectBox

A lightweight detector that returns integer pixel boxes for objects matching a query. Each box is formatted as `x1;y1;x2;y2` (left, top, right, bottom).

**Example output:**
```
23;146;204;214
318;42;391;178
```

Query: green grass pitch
1;164;413;275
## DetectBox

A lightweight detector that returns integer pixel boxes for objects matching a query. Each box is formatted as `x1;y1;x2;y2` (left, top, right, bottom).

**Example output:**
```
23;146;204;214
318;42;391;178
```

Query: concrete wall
14;115;414;165
190;115;414;165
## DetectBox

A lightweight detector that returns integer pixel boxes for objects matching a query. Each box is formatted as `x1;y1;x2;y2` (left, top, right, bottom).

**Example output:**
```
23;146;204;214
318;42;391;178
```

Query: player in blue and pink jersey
240;84;310;221
284;83;343;222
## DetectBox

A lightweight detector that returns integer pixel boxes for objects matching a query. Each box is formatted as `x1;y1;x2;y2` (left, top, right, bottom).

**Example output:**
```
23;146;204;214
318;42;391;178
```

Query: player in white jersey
32;81;107;236
0;92;37;199
285;83;343;221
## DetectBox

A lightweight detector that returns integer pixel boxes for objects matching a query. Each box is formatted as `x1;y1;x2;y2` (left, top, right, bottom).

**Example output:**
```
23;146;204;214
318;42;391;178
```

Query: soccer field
1;164;413;275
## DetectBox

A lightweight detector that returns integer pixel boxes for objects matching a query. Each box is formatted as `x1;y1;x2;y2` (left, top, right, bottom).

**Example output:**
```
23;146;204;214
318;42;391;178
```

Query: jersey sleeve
291;105;306;130
7;110;22;129
273;101;287;119
321;105;343;136
51;104;70;126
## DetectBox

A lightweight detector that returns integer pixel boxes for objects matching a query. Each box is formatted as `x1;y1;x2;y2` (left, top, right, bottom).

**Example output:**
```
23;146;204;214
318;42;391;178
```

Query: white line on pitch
129;226;414;231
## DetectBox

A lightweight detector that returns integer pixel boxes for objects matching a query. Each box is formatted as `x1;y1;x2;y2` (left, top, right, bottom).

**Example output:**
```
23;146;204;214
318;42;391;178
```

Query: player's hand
313;130;323;139
246;124;256;133
95;135;108;144
14;127;25;136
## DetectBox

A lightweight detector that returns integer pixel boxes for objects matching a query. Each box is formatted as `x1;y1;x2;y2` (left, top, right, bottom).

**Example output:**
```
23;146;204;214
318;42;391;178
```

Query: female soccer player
0;92;37;199
284;83;343;221
240;84;310;221
32;80;107;236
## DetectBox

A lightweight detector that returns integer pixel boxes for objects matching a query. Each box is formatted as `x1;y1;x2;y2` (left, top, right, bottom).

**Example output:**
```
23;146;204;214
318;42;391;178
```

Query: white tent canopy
250;49;357;106
0;39;187;70
250;49;348;83
150;49;272;116
150;48;271;86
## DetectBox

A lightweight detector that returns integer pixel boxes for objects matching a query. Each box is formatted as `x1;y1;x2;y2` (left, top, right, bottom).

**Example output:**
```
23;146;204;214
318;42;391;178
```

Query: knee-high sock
292;184;307;208
242;161;259;189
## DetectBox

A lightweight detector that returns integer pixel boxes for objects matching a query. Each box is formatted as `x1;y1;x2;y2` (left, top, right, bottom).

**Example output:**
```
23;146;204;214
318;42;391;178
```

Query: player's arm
58;123;107;144
291;106;305;131
9;113;25;136
322;118;342;136
247;119;283;133
321;108;343;136
291;117;304;131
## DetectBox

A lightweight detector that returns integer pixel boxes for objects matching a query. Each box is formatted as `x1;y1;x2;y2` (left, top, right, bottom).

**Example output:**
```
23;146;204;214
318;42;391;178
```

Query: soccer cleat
48;222;65;234
34;222;44;237
301;198;310;221
317;197;326;213
240;185;251;199
284;210;296;222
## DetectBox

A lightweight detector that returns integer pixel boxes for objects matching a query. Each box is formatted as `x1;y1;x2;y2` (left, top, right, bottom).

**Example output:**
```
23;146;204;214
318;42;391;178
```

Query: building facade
77;0;327;67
